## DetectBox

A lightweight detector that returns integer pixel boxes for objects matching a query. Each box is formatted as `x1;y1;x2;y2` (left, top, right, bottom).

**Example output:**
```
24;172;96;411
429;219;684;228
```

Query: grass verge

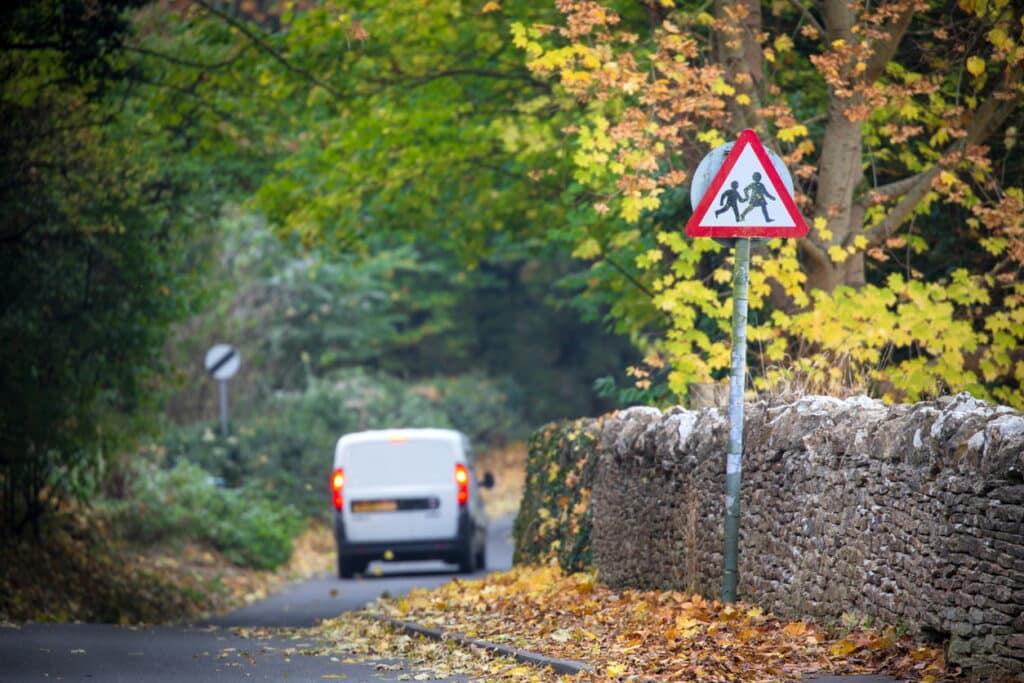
0;512;333;625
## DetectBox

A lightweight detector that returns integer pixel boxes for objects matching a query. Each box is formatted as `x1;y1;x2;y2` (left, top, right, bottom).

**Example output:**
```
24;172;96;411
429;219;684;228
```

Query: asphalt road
0;515;515;683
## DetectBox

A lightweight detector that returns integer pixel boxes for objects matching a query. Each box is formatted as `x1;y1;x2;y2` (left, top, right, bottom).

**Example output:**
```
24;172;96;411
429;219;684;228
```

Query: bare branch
0;224;36;244
800;113;827;128
604;255;657;301
132;76;246;126
367;67;551;94
0;41;62;51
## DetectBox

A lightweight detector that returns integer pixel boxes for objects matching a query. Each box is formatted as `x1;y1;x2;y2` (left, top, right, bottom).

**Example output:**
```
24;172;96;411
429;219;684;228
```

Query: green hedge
512;417;602;573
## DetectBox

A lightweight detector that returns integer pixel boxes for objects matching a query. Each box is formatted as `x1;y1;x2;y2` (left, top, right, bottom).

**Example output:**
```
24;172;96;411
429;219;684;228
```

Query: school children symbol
685;129;808;238
714;173;777;223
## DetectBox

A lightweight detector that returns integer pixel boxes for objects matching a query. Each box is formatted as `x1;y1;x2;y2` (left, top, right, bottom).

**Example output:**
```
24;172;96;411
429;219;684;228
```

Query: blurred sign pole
684;129;808;603
204;344;241;437
218;380;230;437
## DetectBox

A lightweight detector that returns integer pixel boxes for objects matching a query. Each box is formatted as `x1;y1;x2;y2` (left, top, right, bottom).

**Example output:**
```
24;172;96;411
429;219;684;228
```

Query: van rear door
341;437;459;543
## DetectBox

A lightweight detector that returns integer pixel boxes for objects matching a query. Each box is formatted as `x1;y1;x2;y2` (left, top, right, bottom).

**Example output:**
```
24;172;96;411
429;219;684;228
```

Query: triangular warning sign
685;130;808;238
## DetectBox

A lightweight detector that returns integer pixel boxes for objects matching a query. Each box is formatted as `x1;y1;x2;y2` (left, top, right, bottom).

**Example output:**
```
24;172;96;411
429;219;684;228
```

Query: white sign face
691;144;795;212
691;145;797;228
686;129;807;239
690;143;734;211
204;344;240;381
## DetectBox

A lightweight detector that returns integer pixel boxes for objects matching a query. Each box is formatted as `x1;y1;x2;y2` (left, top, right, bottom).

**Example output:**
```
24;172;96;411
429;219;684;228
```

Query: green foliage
429;373;528;447
513;419;600;573
128;0;574;259
0;2;213;534
160;206;631;428
204;212;469;392
241;0;574;261
106;460;303;570
594;373;677;409
125;2;639;428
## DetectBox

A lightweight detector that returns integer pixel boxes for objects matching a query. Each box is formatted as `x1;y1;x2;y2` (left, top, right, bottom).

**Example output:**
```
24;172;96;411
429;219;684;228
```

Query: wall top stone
601;392;1024;481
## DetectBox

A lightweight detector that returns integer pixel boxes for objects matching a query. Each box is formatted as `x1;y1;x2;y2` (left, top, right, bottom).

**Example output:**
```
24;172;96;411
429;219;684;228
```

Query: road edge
379;617;592;676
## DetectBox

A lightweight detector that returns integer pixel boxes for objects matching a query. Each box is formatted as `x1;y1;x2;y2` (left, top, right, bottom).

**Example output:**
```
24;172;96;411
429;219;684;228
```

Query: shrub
105;461;304;570
431;372;529;447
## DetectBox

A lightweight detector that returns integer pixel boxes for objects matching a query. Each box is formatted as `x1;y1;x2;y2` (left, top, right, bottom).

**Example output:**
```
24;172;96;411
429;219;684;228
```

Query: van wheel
457;540;475;574
338;554;358;579
475;545;486;571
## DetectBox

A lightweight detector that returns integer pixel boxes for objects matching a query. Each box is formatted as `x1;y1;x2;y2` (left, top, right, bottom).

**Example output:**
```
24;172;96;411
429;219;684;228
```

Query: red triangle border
685;129;808;238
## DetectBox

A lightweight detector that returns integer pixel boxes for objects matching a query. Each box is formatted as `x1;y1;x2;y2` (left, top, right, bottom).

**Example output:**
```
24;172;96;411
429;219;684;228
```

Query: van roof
335;428;466;449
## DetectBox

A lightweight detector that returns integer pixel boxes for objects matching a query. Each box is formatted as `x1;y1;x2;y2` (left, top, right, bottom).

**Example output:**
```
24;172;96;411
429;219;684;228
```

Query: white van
330;428;493;578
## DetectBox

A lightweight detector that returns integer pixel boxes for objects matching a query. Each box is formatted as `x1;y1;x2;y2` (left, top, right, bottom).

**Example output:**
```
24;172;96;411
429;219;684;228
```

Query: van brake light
455;463;469;506
331;468;345;511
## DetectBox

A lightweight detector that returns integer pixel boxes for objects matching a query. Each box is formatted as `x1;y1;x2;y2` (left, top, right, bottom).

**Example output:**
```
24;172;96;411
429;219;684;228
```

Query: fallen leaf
829;639;860;657
782;622;808;638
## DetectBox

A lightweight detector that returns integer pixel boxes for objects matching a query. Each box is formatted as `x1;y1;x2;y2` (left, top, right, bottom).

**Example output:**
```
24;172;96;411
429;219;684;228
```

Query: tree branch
0;41;62;51
863;4;916;83
132;75;246;126
858;173;925;203
194;0;346;101
604;254;656;300
404;67;549;89
123;44;252;70
786;0;825;37
862;86;1023;246
797;235;831;276
0;223;36;244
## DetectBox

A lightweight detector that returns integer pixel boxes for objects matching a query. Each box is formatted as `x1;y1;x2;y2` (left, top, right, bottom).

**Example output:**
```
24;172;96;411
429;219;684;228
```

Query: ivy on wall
512;418;602;573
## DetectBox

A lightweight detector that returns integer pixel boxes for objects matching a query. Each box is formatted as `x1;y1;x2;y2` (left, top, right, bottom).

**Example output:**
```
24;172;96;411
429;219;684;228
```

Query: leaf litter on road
308;565;958;682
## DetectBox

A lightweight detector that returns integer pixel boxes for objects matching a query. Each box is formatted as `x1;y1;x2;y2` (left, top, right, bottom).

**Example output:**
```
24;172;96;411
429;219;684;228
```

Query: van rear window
344;440;457;487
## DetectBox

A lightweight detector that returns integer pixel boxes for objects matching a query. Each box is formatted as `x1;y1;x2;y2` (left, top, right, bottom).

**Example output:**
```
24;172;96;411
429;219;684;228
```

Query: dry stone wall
524;394;1024;678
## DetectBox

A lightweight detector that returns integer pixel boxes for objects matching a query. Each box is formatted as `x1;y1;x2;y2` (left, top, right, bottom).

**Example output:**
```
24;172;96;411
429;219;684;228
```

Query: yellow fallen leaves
335;566;956;682
316;614;556;683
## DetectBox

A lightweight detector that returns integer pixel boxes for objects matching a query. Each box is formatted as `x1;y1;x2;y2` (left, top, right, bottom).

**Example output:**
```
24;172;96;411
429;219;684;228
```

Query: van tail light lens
331;468;345;511
455;463;469;506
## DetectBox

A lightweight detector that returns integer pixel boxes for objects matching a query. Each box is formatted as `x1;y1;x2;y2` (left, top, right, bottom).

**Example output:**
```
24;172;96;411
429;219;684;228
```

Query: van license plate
352;500;398;513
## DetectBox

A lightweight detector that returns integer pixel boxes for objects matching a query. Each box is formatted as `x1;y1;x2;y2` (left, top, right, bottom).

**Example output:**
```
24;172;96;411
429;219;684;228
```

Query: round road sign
204;344;240;381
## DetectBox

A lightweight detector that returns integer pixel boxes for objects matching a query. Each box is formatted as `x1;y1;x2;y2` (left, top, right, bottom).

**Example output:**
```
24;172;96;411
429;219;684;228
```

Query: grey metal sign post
204;343;240;437
685;129;808;602
722;238;750;602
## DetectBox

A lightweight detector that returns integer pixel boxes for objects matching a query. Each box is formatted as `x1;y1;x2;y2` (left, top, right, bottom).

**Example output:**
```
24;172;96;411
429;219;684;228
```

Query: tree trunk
807;104;865;291
714;0;763;130
802;0;864;292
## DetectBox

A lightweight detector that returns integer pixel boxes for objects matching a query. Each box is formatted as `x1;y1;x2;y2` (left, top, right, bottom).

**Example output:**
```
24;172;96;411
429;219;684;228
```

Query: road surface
0;515;514;682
